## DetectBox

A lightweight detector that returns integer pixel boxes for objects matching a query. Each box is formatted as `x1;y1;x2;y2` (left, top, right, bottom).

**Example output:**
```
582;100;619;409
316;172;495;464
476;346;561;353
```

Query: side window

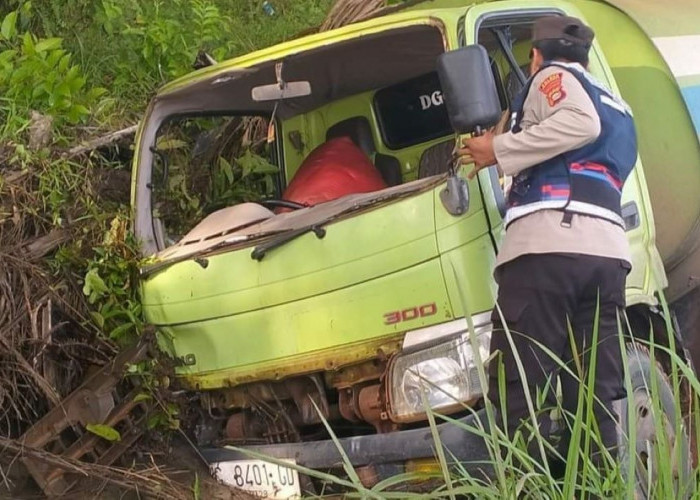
373;72;453;150
477;23;535;106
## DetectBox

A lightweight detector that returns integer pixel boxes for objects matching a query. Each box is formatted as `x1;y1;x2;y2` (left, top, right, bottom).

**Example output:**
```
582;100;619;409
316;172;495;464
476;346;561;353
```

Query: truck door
460;2;665;303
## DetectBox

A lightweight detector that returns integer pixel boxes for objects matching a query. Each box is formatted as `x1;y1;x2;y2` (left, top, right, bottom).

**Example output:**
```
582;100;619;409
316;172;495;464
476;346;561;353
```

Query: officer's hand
456;131;497;180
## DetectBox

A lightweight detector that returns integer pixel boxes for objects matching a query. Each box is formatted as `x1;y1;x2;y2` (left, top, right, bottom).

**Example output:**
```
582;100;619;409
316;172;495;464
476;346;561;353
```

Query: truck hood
140;174;448;326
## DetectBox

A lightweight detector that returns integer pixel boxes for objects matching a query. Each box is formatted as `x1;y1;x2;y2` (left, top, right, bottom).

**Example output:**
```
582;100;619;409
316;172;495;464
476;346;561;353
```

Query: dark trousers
488;253;629;472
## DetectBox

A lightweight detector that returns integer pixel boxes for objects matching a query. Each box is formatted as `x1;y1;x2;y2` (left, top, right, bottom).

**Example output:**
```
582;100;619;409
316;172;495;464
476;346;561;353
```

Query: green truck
131;0;700;497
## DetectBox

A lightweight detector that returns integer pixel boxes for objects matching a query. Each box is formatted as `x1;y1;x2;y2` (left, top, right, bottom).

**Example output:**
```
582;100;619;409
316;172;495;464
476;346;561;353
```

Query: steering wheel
259;199;308;211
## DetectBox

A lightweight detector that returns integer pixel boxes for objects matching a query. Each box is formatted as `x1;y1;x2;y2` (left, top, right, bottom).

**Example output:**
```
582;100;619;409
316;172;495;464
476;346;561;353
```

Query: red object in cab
281;137;387;208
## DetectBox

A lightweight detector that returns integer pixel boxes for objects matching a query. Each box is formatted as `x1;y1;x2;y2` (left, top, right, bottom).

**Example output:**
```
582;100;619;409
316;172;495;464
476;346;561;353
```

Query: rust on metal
325;358;387;389
225;412;264;441
338;383;396;433
338;388;360;423
357;384;395;433
176;334;403;390
356;465;380;488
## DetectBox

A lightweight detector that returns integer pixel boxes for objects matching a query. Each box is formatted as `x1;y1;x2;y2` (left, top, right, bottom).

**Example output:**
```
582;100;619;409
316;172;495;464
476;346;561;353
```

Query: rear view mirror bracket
251;61;312;102
440;170;469;216
440;148;469;216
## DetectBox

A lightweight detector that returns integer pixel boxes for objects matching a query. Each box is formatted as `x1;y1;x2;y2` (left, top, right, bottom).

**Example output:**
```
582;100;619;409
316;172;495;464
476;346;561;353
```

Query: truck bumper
201;409;494;480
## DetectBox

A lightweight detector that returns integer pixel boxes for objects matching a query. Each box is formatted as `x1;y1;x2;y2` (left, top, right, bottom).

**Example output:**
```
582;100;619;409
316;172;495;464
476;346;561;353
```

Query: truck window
373;72;453;150
478;22;536;104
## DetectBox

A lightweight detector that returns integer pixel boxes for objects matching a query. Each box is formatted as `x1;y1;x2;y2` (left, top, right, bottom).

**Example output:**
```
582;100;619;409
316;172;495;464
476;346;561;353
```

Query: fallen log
23;229;71;262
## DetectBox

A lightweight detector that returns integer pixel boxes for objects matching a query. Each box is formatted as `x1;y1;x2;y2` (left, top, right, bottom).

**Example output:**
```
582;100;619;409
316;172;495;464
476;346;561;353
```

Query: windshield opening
135;22;451;256
151;114;281;247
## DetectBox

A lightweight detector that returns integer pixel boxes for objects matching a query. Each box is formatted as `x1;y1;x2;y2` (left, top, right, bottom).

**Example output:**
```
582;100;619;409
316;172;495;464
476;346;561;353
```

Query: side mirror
436;45;502;134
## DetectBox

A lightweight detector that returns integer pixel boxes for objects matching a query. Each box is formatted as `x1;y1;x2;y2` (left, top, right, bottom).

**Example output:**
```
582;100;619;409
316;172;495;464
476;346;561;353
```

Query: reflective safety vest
506;62;637;228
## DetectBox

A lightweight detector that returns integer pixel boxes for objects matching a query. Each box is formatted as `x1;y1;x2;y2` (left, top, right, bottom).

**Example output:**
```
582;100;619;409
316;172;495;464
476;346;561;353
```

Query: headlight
388;321;491;422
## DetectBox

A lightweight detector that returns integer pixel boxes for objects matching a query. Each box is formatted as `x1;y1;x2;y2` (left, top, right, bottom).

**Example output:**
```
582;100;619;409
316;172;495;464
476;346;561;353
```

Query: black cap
532;16;594;47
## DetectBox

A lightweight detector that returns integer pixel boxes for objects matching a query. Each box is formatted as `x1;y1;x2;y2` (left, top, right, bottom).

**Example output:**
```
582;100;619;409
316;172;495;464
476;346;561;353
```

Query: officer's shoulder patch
538;72;567;107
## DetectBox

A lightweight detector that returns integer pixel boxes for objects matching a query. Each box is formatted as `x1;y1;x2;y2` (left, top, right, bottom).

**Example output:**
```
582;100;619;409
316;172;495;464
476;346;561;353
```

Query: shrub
0;3;106;136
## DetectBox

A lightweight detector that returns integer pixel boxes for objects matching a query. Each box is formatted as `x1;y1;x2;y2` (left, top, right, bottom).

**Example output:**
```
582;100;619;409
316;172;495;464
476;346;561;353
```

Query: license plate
210;459;301;499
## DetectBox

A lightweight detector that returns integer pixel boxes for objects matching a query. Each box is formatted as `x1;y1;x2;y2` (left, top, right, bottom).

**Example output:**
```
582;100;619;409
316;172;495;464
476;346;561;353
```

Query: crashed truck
20;0;700;497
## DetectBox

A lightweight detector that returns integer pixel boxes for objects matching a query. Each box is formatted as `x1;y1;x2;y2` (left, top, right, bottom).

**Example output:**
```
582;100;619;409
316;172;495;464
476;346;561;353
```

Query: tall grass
221;263;698;498
227;301;699;499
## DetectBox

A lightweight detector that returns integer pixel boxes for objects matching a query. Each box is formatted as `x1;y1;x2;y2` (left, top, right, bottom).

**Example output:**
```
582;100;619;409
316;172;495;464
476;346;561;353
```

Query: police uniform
487;16;637;467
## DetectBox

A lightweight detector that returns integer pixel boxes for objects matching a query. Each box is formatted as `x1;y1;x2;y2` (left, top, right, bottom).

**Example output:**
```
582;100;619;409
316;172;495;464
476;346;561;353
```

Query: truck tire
618;346;694;499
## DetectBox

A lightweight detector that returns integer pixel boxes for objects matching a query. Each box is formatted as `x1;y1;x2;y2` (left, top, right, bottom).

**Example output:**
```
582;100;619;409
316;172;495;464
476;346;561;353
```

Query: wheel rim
632;388;682;498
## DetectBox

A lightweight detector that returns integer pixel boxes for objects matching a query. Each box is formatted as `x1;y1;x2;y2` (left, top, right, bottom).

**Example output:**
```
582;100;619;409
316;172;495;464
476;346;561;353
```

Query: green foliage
22;0;332;113
152;116;279;240
0;3;106;135
147;401;180;430
97;0;229;84
86;423;122;442
2;0;333;133
80;217;144;343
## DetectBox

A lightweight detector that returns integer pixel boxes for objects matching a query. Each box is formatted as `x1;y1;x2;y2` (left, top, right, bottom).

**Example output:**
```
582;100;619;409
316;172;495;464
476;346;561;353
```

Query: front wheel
618;346;695;499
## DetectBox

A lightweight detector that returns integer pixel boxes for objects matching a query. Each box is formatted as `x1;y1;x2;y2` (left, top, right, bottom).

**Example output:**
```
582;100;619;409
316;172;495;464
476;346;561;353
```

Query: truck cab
131;1;697;497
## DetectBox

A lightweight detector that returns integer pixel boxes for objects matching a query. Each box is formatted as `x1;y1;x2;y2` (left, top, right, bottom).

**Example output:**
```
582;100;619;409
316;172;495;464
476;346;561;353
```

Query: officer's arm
493;67;601;176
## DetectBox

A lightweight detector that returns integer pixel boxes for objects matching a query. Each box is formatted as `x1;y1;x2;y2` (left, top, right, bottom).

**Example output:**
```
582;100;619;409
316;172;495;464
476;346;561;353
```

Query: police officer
459;16;637;472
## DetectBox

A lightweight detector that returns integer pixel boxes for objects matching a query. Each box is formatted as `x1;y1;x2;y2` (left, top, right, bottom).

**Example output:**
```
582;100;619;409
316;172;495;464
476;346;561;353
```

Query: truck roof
156;0;700;136
157;6;459;97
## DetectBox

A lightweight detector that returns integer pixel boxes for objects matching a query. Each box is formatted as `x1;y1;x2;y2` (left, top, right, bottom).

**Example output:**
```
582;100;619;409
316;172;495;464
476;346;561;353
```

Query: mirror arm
441;131;473;217
491;28;527;86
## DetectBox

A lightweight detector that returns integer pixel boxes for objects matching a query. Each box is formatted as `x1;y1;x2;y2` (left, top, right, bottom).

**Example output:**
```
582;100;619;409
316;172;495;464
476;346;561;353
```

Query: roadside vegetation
1;0;699;498
0;0;333;495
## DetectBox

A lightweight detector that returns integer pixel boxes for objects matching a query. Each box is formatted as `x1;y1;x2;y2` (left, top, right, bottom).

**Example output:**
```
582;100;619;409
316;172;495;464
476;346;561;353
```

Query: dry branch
0;146;117;437
22;229;71;262
0;436;192;499
65;124;138;158
318;0;426;32
320;0;386;30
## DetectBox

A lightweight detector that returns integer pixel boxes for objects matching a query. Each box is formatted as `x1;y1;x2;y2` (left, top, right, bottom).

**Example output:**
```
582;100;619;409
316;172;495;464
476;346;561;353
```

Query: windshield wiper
251;224;326;261
250;180;444;261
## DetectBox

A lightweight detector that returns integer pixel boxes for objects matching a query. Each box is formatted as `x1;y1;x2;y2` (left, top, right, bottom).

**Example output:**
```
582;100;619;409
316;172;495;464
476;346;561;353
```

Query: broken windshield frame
133;21;449;256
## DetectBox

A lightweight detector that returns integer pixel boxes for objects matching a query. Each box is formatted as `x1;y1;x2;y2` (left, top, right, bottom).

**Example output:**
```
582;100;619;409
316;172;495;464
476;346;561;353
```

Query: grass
1;0;335;141
227;299;700;499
